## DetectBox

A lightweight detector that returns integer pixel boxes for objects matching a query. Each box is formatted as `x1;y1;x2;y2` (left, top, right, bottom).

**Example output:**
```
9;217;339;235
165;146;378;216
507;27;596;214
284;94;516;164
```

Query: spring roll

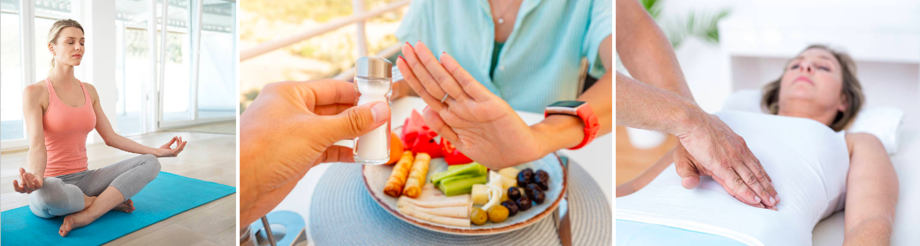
384;151;415;197
402;153;431;198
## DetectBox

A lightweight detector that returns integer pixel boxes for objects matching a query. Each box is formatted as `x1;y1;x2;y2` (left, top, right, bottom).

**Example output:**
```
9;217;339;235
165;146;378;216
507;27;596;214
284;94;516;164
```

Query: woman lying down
616;45;898;246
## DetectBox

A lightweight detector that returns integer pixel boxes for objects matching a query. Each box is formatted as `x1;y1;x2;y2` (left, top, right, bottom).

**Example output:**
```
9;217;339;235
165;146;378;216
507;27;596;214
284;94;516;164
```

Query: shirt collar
479;0;543;22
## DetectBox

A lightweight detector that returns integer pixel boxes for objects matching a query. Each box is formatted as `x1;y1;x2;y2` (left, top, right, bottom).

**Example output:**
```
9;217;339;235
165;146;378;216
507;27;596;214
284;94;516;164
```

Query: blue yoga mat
1;172;235;245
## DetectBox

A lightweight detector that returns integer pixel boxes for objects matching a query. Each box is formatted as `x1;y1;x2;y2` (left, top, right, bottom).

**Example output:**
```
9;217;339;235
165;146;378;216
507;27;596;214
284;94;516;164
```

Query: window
1;0;23;141
197;0;235;118
159;0;193;122
115;0;151;135
33;0;74;82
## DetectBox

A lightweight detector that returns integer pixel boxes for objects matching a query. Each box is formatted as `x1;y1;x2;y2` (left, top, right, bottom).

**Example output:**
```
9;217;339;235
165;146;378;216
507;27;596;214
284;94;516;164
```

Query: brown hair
47;19;84;70
760;44;864;131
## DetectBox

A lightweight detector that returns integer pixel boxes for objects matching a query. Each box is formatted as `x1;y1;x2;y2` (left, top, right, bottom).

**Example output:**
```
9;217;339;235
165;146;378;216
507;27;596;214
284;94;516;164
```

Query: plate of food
362;148;567;235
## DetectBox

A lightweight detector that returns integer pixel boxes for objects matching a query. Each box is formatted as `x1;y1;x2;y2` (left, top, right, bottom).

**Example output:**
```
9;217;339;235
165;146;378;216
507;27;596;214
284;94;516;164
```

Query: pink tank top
42;78;96;177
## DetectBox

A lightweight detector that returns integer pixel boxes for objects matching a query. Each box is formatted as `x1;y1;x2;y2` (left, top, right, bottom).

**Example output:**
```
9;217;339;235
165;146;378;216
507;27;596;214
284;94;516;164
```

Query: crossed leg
60;186;134;236
57;154;160;236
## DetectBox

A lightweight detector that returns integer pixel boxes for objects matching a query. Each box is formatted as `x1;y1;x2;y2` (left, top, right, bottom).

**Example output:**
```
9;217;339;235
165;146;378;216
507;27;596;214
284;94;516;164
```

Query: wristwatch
544;101;600;150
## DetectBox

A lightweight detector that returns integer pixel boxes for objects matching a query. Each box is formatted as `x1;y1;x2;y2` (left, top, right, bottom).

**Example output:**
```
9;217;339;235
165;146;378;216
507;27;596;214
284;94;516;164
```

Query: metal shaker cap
355;57;392;79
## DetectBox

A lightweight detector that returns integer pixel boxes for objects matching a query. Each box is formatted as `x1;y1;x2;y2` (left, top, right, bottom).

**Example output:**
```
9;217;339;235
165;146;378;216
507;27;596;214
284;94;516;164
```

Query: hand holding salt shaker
353;57;392;165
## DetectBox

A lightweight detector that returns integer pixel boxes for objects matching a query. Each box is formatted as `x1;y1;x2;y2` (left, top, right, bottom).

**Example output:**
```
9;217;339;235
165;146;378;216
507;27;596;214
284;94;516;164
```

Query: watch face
549;101;586;108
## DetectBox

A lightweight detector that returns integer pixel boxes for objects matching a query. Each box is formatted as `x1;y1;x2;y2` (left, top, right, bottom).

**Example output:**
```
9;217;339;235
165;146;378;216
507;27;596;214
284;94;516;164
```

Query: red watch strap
569;104;599;150
544;103;600;150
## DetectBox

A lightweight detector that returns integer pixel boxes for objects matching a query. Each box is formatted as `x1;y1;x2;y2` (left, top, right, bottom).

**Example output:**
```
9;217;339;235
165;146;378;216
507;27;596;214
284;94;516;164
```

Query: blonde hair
47;19;84;70
761;44;865;131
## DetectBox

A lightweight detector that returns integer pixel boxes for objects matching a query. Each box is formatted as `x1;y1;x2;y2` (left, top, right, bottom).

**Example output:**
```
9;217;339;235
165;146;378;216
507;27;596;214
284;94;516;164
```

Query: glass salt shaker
353;57;392;165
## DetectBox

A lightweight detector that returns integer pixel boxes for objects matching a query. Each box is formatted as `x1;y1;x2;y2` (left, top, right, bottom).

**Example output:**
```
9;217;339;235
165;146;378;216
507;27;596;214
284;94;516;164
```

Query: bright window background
159;0;192;122
1;0;76;141
197;0;235;118
1;0;23;141
239;1;406;112
3;0;235;145
114;0;151;135
33;1;74;83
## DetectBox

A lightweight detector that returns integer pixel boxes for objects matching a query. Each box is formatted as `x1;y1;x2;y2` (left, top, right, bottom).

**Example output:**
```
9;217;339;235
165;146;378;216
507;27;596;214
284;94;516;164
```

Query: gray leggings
28;154;161;218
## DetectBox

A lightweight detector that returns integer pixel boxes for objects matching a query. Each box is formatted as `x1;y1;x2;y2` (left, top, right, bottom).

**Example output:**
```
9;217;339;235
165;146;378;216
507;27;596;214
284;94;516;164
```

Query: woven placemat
310;161;611;245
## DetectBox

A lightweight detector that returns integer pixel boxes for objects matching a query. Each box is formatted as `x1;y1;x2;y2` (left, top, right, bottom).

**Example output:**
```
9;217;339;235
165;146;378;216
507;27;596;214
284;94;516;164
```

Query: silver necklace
495;0;520;25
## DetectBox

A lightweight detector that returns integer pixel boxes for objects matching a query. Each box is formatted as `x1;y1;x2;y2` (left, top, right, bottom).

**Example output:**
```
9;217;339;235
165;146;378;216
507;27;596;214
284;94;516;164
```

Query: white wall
653;0;920;114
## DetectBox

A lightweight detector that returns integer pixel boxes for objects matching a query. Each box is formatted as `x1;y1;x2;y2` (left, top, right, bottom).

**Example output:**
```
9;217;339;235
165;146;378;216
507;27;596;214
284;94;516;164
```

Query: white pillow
722;89;903;154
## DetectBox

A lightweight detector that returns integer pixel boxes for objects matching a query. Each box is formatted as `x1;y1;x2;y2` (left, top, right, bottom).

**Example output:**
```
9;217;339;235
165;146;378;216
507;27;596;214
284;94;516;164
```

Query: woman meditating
12;19;188;237
616;45;898;245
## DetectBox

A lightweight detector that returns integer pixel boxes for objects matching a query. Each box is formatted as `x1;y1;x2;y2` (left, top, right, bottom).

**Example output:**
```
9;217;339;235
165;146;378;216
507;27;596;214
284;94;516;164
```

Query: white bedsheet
617;111;850;246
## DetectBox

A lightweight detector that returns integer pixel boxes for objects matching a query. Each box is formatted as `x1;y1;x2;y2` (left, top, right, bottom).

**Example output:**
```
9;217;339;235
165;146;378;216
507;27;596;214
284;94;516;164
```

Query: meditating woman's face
776;48;847;126
49;27;84;67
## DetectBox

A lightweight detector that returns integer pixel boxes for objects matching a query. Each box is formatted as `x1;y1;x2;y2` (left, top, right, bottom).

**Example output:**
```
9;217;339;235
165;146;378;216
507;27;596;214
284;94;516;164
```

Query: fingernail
371;102;388;123
405;41;411;47
753;196;761;204
769;197;776;206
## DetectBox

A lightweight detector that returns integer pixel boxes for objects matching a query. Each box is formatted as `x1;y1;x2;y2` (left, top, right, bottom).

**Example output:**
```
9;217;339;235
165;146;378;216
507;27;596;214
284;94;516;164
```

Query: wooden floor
165;121;237;135
0;123;237;246
615;126;678;186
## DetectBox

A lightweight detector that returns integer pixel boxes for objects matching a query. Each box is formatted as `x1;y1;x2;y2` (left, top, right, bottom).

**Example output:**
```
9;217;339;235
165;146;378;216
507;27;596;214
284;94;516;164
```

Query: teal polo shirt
396;0;611;113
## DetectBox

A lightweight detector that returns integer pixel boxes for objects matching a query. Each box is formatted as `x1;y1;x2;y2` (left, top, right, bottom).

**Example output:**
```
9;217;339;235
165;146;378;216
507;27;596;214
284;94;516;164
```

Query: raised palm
398;42;544;169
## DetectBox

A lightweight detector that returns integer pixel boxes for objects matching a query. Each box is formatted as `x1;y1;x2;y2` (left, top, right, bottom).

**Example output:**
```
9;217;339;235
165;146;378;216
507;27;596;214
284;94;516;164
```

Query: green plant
641;0;662;20
640;0;730;48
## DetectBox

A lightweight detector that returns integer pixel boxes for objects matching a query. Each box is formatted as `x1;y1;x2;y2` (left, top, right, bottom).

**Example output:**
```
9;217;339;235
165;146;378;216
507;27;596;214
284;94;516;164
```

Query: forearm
844;217;893;246
843;134;898;245
616;0;693;100
616;72;703;136
532;72;613;152
106;134;157;155
27;145;48;177
239;129;261;225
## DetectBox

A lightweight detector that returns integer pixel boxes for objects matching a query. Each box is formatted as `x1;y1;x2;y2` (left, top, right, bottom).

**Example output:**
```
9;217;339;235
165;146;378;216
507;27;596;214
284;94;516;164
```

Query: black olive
502;200;519;217
534;170;550;190
531;189;546;204
516;196;532;211
525;183;542;200
516;170;533;187
507;187;522;201
534;176;549;191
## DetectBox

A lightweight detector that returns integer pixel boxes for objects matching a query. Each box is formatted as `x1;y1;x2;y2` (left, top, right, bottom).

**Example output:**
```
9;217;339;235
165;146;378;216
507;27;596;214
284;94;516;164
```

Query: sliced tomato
441;138;473;165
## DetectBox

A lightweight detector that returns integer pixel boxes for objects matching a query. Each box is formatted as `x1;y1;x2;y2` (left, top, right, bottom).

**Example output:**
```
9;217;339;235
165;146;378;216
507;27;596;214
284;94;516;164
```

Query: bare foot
113;199;135;213
59;213;91;237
